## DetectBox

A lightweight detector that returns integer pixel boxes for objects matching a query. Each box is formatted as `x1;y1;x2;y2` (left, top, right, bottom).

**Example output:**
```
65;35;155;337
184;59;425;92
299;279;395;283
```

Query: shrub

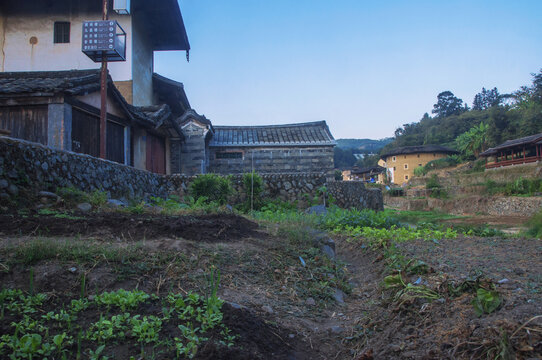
415;155;461;176
189;174;233;205
241;171;264;211
426;174;448;199
526;209;542;238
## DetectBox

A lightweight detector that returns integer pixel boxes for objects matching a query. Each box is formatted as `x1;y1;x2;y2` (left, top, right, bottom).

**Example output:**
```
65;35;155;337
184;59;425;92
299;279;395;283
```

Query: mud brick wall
208;147;335;175
0;136;382;211
0;136;175;202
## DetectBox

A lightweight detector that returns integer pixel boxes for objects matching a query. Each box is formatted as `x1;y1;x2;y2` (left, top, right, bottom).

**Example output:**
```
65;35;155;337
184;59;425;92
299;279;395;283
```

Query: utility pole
99;0;108;159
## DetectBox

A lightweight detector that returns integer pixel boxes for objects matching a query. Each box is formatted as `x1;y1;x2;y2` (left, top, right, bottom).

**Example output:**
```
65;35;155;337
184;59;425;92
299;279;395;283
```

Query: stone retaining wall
0;136;383;210
385;195;542;217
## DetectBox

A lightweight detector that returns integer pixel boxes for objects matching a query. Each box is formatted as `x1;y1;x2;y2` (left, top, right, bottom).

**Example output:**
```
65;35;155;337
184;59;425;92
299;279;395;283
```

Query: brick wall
209;146;334;175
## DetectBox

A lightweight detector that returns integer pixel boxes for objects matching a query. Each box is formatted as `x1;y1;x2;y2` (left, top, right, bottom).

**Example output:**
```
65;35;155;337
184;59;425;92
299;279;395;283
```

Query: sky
154;0;542;140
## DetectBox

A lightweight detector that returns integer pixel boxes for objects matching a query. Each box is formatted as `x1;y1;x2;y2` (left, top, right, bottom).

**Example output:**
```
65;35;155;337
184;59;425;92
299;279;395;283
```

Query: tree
455;122;489;158
513;69;542;108
472;87;501;110
432;91;464;117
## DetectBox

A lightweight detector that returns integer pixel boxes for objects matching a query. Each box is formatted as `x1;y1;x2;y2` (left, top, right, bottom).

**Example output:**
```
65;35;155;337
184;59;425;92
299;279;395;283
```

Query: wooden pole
99;0;108;159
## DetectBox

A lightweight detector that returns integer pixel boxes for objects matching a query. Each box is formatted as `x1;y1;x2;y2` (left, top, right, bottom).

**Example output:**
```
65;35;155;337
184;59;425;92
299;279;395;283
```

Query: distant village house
379;145;458;185
479;132;542;169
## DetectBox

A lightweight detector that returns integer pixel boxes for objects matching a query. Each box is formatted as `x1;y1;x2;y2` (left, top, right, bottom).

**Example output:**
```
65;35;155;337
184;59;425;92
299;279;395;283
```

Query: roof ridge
213;120;327;129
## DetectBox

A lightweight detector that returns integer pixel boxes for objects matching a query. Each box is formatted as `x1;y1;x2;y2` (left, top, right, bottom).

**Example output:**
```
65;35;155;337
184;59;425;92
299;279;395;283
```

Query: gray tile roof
0;69;181;136
209;121;336;147
0;69;102;96
480;132;542;156
381;145;458;158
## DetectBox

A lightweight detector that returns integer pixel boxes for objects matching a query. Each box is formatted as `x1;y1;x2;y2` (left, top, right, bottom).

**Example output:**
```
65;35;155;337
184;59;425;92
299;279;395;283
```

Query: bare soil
1;211;541;359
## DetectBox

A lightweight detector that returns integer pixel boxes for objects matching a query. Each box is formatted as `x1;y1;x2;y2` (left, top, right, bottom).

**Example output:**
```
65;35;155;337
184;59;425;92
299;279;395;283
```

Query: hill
335;138;393;151
382;69;542;155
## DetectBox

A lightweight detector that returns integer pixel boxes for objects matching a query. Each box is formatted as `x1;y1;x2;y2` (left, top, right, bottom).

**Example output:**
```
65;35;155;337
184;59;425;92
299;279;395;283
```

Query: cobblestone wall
0;136;382;211
0;136;175;202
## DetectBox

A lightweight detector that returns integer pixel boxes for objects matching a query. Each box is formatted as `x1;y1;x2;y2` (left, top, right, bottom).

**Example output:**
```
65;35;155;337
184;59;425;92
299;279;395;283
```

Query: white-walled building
0;0;192;174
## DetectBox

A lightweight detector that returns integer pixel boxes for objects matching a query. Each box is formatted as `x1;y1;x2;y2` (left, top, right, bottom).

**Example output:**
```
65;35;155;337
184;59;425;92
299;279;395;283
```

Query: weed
525;208;542;238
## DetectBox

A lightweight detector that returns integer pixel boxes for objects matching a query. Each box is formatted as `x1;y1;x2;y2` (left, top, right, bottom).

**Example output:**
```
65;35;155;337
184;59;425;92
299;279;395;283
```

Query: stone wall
0;136;382;211
385;195;542;217
208;146;334;175
328;181;384;211
0;136;175;202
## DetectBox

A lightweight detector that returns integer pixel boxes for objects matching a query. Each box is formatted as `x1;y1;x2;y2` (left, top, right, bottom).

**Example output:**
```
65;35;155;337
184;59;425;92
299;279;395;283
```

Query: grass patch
391;210;465;224
8;238;144;266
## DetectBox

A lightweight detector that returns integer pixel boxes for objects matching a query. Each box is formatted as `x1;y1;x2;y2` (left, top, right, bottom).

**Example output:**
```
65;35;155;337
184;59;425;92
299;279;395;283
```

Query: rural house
343;165;386;183
176;112;336;176
479;132;542;169
379;145;458;185
0;0;336;176
0;0;190;174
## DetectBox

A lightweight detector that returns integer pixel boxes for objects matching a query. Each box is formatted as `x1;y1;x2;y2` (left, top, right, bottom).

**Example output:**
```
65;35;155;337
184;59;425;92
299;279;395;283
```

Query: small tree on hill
432;91;465;117
472;87;501;110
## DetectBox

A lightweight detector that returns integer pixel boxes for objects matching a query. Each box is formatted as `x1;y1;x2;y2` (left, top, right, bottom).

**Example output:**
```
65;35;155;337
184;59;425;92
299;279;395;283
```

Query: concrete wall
209;146;335;175
381;152;449;185
0;136;382;211
1;2;133;82
130;9;153;106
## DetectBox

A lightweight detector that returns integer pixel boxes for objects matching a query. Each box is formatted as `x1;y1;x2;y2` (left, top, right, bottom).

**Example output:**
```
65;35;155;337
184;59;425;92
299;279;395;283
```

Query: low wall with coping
0;136;382;210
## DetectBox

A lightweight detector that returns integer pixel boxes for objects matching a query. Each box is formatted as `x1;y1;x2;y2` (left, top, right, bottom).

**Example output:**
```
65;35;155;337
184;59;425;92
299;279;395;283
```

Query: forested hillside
335;138;393;151
381;69;542;154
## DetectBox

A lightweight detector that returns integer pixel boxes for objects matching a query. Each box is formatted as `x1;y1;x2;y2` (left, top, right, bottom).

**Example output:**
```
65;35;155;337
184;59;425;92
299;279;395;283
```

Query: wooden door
146;133;166;174
106;121;125;164
72;108;99;157
0;106;48;144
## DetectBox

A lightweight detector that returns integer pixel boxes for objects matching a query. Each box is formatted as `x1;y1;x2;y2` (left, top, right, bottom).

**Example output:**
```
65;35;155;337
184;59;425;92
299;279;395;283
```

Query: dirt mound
0;212;258;241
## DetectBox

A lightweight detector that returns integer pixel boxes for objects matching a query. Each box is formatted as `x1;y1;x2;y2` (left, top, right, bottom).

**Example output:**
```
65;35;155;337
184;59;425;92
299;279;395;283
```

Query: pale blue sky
155;0;542;139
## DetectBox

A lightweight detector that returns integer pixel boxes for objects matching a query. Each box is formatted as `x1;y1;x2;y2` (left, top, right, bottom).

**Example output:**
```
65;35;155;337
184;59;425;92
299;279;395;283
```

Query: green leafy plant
472;288;502;316
95;289;151;311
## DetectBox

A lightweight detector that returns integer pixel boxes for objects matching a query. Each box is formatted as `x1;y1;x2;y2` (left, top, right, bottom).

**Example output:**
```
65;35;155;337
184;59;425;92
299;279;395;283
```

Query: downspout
1;16;6;72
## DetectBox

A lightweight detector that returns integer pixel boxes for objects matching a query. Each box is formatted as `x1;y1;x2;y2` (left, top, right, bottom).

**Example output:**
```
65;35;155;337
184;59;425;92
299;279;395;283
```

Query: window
404;164;408;169
216;151;242;159
405;175;409;180
418;164;422;167
54;22;70;43
392;156;396;162
393;166;396;171
417;154;420;158
404;155;406;159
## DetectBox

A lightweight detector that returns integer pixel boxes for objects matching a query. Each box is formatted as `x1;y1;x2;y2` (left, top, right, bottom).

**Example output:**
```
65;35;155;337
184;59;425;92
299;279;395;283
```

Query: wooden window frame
54;22;71;44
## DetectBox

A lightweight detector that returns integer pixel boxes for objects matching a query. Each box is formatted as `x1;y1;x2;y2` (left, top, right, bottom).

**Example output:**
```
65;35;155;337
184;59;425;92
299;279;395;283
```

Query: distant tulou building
0;0;335;176
379;145;458;185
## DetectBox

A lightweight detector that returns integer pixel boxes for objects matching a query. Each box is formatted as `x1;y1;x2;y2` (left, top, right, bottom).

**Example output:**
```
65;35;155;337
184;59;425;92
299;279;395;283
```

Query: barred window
216;151;242;159
54;22;70;43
